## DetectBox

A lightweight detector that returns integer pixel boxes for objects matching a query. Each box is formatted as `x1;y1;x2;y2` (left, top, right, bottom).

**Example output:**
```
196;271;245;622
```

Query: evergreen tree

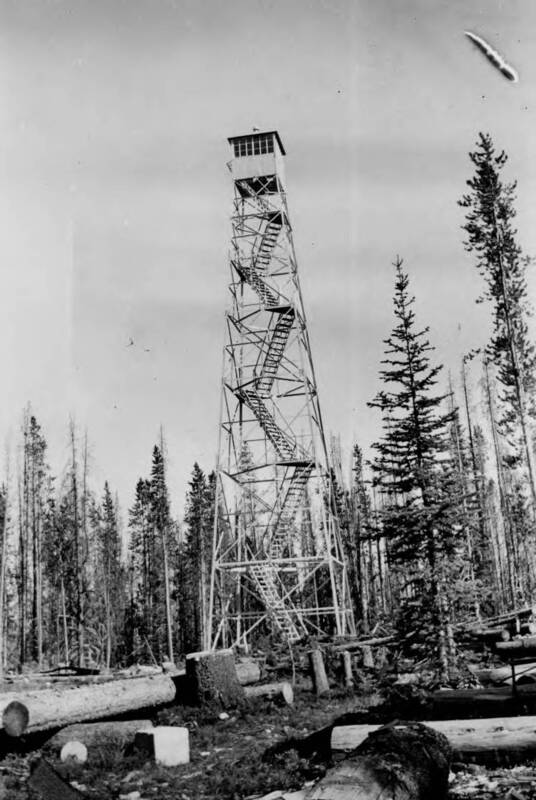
149;443;175;662
94;483;124;668
128;477;158;662
459;133;536;500
17;410;53;668
181;464;214;652
368;257;463;677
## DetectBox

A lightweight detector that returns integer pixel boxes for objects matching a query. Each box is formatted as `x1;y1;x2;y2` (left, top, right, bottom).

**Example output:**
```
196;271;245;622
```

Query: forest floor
3;686;536;799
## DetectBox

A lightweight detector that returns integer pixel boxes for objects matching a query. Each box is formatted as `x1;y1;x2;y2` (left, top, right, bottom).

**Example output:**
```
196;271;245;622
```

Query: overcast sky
1;0;535;516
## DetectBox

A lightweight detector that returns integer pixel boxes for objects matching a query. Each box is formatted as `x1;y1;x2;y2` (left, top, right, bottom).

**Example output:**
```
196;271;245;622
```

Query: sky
0;0;535;518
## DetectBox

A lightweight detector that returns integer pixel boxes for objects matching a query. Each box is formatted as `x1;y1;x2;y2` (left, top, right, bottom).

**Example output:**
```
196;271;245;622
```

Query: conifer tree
128;476;159;662
181;464;214;652
459;133;536;502
95;483;124;668
368;258;463;676
149;443;175;662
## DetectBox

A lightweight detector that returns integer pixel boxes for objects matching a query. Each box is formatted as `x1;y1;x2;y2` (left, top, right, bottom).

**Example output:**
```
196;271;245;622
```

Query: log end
3;700;29;738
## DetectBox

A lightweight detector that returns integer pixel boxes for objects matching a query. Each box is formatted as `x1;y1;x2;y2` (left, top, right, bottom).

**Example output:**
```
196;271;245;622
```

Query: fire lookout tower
208;130;354;649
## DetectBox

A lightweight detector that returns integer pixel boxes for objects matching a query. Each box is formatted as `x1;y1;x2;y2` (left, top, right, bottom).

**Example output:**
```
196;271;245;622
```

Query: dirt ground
2;689;536;799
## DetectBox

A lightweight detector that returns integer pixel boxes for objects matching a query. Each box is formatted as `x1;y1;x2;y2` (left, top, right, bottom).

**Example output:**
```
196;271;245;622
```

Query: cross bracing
207;131;355;649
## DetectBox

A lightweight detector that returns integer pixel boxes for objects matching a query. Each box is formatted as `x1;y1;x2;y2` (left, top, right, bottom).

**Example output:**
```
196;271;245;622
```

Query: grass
38;690;361;800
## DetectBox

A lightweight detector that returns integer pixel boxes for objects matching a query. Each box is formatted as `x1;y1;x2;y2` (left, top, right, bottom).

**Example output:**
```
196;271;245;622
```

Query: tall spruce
459;133;536;504
128;478;154;662
368;258;462;677
181;464;214;652
95;483;124;668
149;442;175;662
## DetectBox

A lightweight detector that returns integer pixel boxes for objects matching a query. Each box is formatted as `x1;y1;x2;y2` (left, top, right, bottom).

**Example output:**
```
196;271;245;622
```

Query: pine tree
368;257;463;676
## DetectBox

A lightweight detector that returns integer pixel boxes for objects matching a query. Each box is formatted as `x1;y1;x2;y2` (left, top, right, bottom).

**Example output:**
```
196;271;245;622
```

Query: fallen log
496;638;536;659
468;627;511;643
456;606;536;631
331;715;536;764
432;685;536;718
332;635;396;652
45;719;154;759
185;649;245;708
472;662;536;686
307;722;451;800
244;681;293;705
0;674;176;737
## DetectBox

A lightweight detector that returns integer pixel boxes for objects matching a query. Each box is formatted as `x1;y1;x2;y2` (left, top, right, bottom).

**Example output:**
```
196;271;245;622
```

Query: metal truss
208;138;355;649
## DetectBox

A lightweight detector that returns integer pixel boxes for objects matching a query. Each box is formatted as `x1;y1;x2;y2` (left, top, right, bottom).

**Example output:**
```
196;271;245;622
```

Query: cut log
243;681;294;705
46;719;154;757
28;758;86;800
496;638;536;659
0;674;175;737
473;662;536;686
309;648;329;696
432;685;536;718
332;635;396;651
185;649;245;708
331;715;536;764
468;627;511;643
60;741;88;764
307;722;451;800
235;658;261;686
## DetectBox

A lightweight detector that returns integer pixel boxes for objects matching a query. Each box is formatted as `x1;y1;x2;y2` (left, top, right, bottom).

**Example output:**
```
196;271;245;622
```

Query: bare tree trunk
60;577;69;664
484;360;517;606
159;429;174;663
162;534;173;662
70;421;85;668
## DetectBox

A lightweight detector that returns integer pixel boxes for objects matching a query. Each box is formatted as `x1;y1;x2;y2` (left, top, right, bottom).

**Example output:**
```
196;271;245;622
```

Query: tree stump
340;651;354;689
309;647;329;696
185;649;245;708
307;721;451;800
362;645;375;669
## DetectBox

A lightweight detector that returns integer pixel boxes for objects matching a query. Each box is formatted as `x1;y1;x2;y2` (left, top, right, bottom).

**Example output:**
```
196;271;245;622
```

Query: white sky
1;0;535;516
